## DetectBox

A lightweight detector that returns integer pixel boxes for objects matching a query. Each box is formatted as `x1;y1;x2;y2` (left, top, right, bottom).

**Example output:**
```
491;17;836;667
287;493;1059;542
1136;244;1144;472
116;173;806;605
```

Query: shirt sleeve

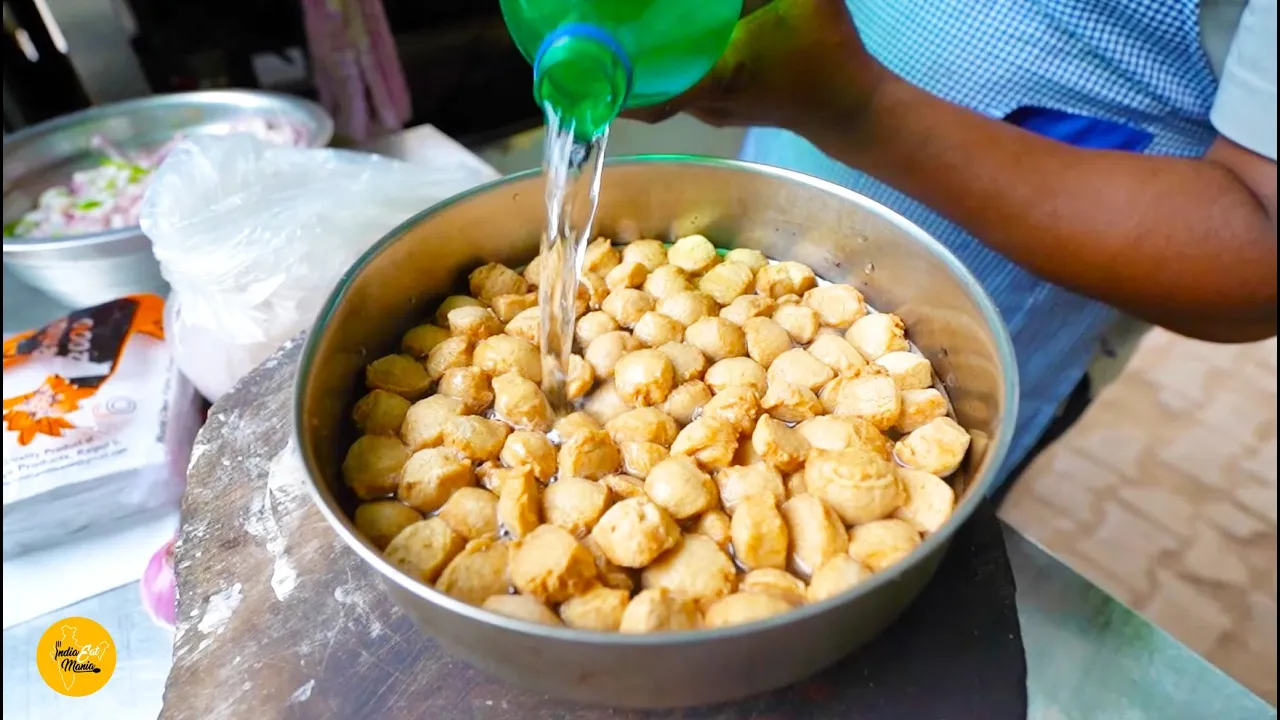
1210;0;1278;160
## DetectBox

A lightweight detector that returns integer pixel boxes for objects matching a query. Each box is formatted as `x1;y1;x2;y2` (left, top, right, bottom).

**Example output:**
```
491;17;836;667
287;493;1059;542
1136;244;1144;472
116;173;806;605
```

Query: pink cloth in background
300;0;412;142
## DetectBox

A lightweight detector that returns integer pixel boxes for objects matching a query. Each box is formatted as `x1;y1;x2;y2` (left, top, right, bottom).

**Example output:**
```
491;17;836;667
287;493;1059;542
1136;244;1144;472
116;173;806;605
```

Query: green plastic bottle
501;0;743;139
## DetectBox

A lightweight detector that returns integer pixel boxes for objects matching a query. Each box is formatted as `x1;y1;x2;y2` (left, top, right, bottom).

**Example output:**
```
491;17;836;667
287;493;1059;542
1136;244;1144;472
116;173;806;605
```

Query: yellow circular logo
36;617;116;697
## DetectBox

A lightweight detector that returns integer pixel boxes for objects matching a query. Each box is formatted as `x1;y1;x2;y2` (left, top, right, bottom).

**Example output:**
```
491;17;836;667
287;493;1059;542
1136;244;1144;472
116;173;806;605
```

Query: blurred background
4;0;1276;707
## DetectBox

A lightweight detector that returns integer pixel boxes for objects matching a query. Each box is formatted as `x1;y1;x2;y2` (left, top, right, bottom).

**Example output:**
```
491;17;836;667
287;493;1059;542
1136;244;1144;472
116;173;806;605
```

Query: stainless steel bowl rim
2;89;334;253
294;154;1020;646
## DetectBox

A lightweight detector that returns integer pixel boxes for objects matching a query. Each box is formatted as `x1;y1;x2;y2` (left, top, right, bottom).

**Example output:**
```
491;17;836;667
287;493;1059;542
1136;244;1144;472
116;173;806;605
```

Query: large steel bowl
294;157;1019;709
2;90;333;308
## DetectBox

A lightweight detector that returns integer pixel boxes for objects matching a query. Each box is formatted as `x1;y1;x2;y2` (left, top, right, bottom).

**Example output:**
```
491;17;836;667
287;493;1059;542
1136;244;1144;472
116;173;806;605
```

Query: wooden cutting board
162;334;1026;719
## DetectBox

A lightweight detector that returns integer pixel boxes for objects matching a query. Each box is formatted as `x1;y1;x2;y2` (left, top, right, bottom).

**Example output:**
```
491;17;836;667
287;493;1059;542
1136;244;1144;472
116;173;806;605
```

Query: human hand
625;0;885;134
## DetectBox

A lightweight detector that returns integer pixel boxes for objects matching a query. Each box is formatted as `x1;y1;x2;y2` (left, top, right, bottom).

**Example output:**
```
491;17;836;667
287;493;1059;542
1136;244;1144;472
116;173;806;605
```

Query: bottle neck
533;23;632;140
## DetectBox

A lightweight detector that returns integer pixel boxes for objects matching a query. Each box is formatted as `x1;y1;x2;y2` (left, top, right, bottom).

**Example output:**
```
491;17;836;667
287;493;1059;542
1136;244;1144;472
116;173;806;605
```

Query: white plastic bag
140;134;493;401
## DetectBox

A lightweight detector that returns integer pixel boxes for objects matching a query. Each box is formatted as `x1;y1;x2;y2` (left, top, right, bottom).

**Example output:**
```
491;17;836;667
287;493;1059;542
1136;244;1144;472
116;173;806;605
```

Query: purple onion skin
142;536;178;630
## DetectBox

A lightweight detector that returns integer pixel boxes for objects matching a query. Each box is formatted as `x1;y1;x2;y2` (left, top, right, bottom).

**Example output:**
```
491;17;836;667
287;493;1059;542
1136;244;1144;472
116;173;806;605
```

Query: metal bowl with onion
2;90;334;308
293;157;1019;709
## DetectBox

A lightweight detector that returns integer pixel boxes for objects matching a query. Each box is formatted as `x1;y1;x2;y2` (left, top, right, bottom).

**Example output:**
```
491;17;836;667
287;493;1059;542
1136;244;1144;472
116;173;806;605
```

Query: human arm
636;0;1277;343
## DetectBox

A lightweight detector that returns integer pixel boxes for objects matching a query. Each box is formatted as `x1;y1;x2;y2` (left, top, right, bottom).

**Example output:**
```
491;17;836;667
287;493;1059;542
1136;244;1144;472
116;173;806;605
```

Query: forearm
795;71;1278;342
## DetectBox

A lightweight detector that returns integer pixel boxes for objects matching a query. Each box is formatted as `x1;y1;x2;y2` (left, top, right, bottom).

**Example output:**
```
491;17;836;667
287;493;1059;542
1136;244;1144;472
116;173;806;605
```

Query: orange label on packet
35;617;117;697
2;294;163;445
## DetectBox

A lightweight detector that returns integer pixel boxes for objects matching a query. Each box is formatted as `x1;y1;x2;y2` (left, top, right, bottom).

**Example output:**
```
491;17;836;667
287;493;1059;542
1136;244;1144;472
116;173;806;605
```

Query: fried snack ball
491;292;538;323
605;260;650;291
751;415;811;474
437;366;493;415
807;334;868;376
482;594;562;626
601;472;646;500
740;569;808;607
662;380;714;425
658;290;721;327
559;585;632;632
543;476;612;536
742;316;793;369
619;588;702;634
492;372;554;432
504;307;541;346
644;264;693;300
522;254;544;287
894;417;971;476
575;310;620;349
582;534;636;591
400;394;463;450
469;262;529;303
605;407;680;447
590;497;682;568
846;313;909;360
621;441;669;477
733;434;765;465
508;524;599;603
704;592;793;629
496;467;541;539
897;388;949;433
754;261;817;298
724;248;769;271
704;357;768;396
875;350;933;391
400;323;451;358
775;293;802;306
760;382;823;424
622;239;668;270
730;495;790;571
436;487;499;540
698;261;755;305
436;537;511;605
767;348;835;392
614;349;676;406
720;294;777;326
582;380;630;425
555;410;602;440
602;288;656;329
558;428;621;479
398;447;475;513
644;456;719;519
772;303;820;345
795;415;892;458
667;234;720;274
583;236;622;276
685;317;748;361
447;305;503;342
715;463;786;515
579;272;610;312
500;430;557;483
802;285;867;329
585;331;641;379
805;447;905;525
632;311;686;348
423;337;471;383
366;354;432;399
474;334;541;383
671;416;739;470
694;509;732;550
656;342;709;383
384;517;465;584
780;494;849;579
434;295;486;326
806;556;873;603
700;386;762;435
343;435;411;500
820;366;902;431
352;389;411;436
847;519;923;573
354;500;422;549
893;467;956;535
442;415;510;462
640;534;737;604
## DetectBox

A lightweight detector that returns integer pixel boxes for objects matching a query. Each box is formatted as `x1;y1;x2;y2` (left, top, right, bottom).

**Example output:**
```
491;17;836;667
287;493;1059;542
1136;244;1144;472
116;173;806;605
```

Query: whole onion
141;536;178;630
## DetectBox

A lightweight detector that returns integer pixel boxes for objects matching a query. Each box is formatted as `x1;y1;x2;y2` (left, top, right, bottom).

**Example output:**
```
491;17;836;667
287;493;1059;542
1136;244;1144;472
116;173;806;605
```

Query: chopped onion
141;536;178;631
